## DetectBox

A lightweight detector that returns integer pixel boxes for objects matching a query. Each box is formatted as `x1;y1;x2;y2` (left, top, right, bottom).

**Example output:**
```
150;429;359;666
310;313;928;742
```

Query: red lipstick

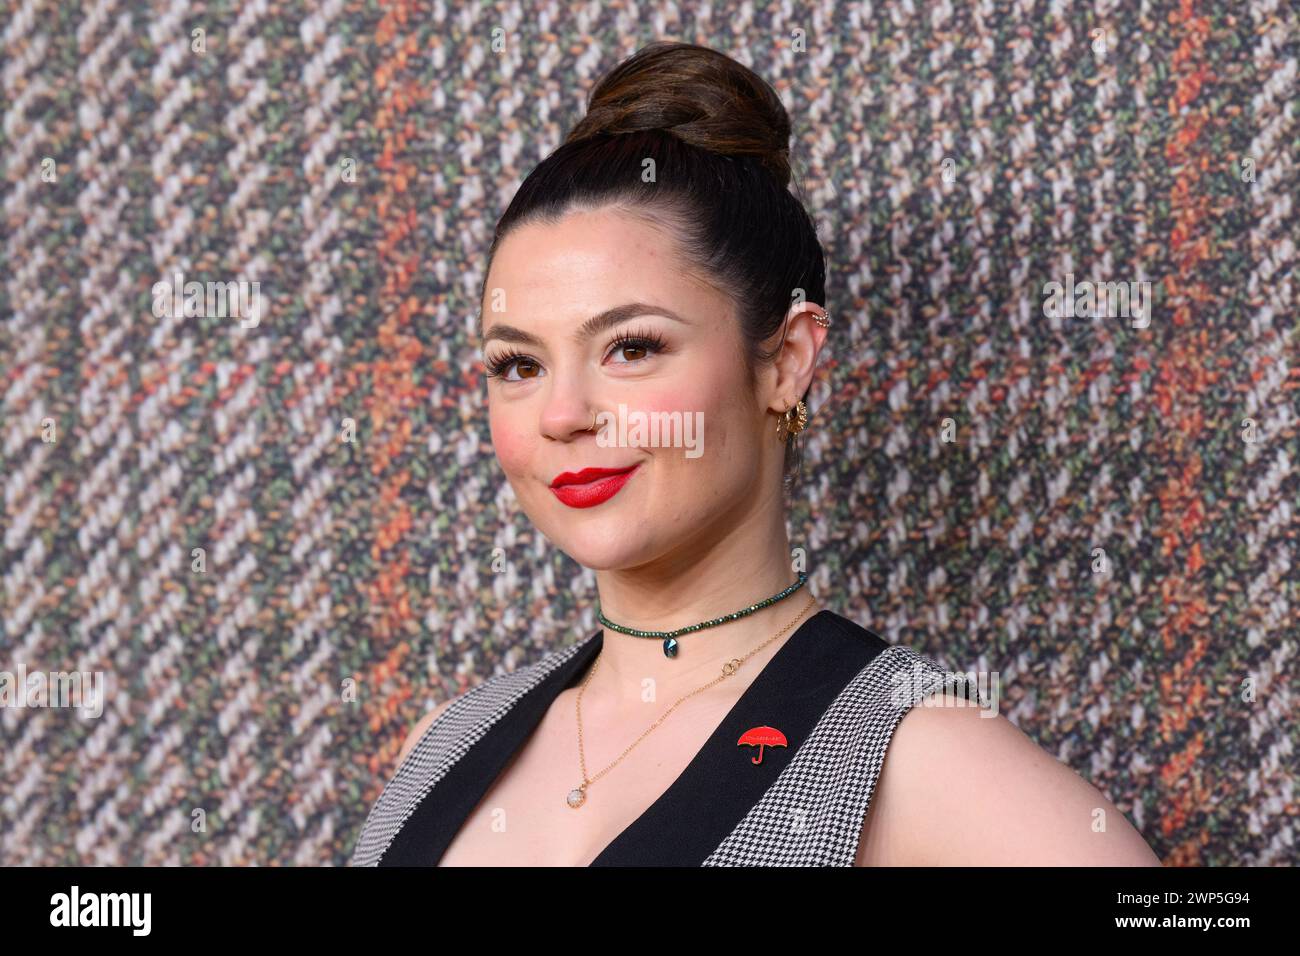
549;464;640;509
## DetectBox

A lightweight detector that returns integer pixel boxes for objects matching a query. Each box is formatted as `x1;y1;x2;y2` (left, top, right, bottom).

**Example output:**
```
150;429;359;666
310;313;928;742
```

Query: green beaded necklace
596;573;809;659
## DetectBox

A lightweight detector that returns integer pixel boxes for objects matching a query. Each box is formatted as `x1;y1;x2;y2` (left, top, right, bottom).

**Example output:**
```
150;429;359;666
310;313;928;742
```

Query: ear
763;303;830;413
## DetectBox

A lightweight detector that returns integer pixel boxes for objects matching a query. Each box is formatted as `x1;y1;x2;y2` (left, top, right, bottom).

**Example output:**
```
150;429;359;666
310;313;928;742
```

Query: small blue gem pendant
596;573;808;662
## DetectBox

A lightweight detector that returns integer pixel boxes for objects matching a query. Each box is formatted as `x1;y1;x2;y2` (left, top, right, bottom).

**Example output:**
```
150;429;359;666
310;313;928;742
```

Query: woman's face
480;205;780;571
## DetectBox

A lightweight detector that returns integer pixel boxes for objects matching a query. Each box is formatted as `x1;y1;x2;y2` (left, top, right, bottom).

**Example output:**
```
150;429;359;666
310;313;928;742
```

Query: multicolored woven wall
2;1;1296;867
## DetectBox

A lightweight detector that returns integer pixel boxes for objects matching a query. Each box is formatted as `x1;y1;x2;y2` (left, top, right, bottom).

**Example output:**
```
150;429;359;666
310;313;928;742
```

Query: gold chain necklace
566;591;818;809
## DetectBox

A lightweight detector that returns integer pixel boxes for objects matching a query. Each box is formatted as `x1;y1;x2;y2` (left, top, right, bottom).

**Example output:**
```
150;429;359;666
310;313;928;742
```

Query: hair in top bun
564;42;794;189
482;41;826;499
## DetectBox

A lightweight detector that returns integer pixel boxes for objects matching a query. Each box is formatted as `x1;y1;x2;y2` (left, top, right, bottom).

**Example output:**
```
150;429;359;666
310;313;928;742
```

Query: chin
561;541;647;572
532;513;658;571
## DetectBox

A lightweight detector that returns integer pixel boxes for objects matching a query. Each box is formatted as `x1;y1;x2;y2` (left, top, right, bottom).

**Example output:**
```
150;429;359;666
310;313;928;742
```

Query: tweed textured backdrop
1;0;1296;866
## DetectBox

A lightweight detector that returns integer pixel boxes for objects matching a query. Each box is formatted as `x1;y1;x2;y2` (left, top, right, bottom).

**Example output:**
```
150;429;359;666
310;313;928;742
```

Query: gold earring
777;400;809;442
814;310;832;328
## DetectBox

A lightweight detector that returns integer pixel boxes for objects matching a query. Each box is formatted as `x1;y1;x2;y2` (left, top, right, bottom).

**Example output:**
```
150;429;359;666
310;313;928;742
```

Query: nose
538;375;599;442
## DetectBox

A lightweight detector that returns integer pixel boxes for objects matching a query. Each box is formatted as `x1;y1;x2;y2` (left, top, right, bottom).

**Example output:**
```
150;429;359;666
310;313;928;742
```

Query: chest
436;689;744;866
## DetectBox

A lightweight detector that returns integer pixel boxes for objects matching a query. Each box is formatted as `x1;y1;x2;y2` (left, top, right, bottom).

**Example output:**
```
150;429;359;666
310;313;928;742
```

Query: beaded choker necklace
596;573;809;659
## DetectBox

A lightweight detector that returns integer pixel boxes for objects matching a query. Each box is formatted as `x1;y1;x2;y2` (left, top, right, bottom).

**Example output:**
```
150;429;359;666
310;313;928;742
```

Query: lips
549;464;640;508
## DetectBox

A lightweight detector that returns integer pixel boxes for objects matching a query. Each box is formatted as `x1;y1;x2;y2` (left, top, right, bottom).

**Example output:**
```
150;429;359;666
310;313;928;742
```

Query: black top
379;608;891;866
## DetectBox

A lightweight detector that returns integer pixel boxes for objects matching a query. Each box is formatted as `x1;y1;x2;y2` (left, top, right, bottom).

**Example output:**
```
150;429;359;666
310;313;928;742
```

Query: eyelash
484;327;669;382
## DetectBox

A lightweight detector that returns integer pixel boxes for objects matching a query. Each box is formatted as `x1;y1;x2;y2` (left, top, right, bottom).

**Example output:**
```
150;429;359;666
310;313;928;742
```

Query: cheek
489;406;534;477
636;357;735;416
631;378;746;462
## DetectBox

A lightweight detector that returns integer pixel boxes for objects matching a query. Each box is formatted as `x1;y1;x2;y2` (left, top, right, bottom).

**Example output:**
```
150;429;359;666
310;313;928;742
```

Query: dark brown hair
480;41;827;498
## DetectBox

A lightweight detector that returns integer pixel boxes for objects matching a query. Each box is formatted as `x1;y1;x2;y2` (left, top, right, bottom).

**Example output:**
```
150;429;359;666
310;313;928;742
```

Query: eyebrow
480;302;690;350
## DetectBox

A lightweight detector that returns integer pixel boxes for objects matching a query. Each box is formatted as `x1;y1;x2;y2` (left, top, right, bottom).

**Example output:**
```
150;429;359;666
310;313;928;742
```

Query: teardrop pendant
663;637;678;659
566;786;586;809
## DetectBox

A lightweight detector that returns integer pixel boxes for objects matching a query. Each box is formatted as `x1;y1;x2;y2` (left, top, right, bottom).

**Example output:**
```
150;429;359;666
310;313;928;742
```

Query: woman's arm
857;701;1163;866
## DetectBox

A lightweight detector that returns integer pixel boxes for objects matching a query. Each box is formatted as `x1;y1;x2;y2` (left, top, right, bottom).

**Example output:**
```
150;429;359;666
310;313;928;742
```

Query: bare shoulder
856;700;1163;866
396;695;461;765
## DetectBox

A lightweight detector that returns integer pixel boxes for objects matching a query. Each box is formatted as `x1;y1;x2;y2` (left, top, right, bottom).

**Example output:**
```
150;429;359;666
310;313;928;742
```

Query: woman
352;41;1161;867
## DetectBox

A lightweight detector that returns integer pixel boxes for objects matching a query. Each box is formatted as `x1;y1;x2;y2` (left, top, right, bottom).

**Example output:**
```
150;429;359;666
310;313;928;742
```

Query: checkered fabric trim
350;639;589;867
702;644;980;866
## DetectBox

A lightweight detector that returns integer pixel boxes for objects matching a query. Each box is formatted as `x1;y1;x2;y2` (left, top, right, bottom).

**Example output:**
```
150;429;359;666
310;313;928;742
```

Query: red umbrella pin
737;726;788;765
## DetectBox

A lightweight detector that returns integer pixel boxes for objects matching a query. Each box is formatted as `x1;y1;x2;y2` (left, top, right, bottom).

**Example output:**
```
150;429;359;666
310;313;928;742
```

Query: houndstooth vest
351;610;980;866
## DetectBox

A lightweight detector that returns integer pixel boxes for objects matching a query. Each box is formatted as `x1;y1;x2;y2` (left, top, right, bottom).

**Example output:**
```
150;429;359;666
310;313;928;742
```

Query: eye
483;326;669;383
484;349;542;382
606;327;668;365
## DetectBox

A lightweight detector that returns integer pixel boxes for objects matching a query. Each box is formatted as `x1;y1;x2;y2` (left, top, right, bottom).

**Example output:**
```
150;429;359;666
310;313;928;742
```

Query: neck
585;510;822;703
